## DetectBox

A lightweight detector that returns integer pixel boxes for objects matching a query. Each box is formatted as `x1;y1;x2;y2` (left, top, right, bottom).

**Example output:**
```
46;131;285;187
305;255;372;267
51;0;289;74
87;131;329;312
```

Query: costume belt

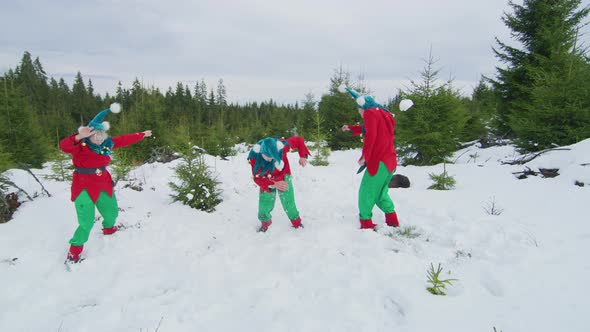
74;166;107;176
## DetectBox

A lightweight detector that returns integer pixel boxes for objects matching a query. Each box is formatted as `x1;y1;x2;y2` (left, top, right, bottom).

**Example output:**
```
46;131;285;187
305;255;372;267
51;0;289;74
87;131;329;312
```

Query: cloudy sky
1;0;589;104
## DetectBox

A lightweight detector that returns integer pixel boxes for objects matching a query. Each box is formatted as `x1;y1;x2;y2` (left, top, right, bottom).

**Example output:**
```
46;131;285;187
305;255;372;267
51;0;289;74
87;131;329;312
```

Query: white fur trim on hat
252;144;261;153
102;121;110;131
109;103;122;113
277;140;284;150
356;96;366;107
338;84;347;93
275;160;284;171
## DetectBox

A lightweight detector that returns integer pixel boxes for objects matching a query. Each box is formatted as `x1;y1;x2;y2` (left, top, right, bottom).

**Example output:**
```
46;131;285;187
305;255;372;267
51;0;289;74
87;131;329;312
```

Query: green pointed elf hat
338;84;385;110
83;103;122;132
252;137;286;171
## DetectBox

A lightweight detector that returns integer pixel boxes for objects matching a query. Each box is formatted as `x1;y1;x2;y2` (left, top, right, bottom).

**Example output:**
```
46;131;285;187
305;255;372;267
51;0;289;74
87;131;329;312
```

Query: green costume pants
69;190;119;246
359;162;395;220
258;175;300;222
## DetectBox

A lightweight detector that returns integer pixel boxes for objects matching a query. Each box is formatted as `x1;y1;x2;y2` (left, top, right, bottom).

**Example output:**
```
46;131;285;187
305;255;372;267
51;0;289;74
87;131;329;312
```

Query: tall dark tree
215;79;227;129
299;92;317;138
461;79;500;143
70;72;95;126
491;0;590;150
206;89;216;126
46;77;76;142
318;66;361;150
512;48;590;149
216;79;227;108
0;74;48;167
14;52;49;110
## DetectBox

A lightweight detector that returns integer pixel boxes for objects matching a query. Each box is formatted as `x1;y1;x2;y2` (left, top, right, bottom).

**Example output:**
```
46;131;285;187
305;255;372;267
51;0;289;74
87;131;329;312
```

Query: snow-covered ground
1;140;589;332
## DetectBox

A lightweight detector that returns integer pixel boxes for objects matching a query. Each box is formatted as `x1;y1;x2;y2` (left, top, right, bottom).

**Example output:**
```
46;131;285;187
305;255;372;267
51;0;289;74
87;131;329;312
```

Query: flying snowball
399;99;414;111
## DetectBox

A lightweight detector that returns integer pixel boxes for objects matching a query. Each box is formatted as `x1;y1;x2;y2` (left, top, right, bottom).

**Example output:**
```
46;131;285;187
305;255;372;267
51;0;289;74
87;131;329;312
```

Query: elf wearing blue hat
59;103;153;263
248;136;311;232
339;85;402;229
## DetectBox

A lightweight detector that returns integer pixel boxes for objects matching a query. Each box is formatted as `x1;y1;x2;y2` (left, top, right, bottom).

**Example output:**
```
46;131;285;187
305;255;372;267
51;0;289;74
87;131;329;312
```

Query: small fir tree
428;163;456;190
45;148;72;182
110;150;134;185
206;119;236;160
395;49;468;165
169;144;222;212
309;110;330;166
426;263;457;296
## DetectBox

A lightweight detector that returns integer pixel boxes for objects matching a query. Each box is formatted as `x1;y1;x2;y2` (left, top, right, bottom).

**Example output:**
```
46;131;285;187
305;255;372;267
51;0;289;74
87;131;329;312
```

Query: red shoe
360;219;377;229
67;245;84;263
385;212;400;227
290;217;303;229
102;226;118;235
258;220;272;232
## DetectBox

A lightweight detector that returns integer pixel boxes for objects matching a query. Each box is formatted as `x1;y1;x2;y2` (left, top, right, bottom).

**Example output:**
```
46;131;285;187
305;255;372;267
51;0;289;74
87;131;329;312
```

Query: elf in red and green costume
248;136;311;232
59;103;152;262
340;85;403;229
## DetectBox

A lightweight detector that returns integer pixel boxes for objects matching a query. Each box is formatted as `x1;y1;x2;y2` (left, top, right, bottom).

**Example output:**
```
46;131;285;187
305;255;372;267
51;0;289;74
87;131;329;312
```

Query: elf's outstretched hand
299;158;307;167
142;130;153;137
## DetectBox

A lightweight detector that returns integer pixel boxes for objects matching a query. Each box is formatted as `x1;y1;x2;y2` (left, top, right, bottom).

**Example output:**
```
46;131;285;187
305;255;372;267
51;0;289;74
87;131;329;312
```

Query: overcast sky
1;0;589;104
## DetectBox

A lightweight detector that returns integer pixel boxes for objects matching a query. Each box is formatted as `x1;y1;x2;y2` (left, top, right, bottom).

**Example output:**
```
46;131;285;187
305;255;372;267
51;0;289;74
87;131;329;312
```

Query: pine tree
45;147;72;182
309;110;330;166
169;144;222;212
318;66;361;150
0;74;48;167
71;72;96;126
14;52;49;112
491;0;590;151
216;79;227;108
47;78;76;140
0;144;17;223
462;79;499;143
300;92;317;138
110;149;134;184
0;143;14;172
195;79;208;112
512;50;590;149
395;50;468;165
207;89;216;126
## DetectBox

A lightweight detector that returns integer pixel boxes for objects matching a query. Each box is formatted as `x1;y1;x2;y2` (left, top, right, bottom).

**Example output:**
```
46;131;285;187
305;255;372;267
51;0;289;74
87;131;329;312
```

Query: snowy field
1;140;589;332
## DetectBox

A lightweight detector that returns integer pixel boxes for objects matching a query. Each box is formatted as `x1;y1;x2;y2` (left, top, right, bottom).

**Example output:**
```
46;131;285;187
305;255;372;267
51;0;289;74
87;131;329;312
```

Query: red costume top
59;133;146;202
249;136;311;193
349;107;397;176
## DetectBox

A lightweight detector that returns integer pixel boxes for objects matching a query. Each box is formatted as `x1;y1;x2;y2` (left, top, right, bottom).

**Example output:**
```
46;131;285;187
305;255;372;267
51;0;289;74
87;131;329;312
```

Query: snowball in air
110;103;122;113
399;99;414;111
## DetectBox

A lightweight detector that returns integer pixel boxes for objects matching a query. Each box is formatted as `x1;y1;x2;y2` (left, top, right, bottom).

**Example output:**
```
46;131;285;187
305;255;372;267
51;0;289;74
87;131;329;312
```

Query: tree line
1;0;589;171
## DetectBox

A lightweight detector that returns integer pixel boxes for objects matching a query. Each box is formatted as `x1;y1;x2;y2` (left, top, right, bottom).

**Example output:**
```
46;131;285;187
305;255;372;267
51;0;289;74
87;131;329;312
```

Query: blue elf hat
338;84;389;111
81;103;122;132
248;137;288;175
254;137;285;168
